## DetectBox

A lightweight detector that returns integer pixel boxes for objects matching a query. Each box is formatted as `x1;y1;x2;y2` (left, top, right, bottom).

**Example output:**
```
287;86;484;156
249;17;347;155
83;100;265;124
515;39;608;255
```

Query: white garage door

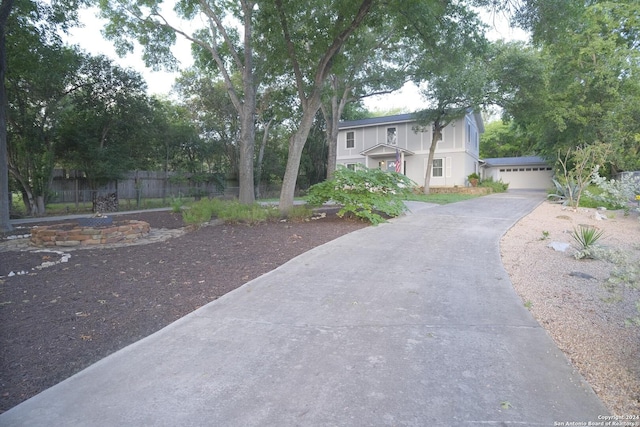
498;167;554;190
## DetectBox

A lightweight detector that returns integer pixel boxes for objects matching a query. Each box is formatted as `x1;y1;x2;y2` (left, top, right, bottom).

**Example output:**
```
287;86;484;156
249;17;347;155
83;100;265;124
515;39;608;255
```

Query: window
432;158;443;177
346;131;355;149
387;127;397;145
346;163;356;170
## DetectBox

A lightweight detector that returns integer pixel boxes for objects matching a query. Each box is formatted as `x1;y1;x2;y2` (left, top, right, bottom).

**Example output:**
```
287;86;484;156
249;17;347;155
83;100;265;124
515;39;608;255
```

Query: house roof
338;111;485;133
481;156;550;167
338;113;417;129
360;144;415;158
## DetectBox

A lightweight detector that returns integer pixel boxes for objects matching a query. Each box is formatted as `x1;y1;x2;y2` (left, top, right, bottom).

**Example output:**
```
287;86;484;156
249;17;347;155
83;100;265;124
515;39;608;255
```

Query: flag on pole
395;148;401;173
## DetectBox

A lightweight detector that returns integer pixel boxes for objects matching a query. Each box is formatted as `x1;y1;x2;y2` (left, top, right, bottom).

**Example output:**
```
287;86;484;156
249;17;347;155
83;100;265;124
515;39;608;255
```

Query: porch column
401;151;405;174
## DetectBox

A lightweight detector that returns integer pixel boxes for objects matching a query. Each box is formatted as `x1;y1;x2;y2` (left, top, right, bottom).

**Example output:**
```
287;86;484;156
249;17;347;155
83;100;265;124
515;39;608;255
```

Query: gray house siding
337;113;482;188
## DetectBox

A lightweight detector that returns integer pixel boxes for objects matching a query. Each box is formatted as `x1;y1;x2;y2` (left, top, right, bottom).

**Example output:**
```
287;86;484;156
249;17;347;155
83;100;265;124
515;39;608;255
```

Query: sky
65;6;529;112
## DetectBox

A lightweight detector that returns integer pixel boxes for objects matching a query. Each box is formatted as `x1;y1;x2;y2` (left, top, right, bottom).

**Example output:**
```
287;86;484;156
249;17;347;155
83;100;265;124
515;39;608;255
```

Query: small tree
553;143;612;208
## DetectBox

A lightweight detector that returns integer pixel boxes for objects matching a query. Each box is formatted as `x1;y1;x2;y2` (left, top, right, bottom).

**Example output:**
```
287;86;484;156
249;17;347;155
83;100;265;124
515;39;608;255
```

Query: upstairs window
432;158;444;177
387;127;397;145
346;131;355;149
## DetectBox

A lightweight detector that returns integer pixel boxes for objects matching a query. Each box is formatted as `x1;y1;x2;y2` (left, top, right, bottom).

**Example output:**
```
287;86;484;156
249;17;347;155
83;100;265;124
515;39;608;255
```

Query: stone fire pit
30;220;150;247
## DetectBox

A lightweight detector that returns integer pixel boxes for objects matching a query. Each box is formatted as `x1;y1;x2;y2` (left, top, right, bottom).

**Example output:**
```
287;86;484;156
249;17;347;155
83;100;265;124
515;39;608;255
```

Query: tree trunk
322;77;350;180
275;0;373;214
279;102;321;214
22;188;38;216
326;120;337;180
255;118;272;200
13;169;42;216
0;0;14;231
237;105;255;204
236;4;256;205
423;126;442;195
35;195;45;214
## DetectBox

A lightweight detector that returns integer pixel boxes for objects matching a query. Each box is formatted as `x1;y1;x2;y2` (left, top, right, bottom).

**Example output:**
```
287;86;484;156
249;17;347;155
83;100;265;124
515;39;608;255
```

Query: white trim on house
336;112;482;188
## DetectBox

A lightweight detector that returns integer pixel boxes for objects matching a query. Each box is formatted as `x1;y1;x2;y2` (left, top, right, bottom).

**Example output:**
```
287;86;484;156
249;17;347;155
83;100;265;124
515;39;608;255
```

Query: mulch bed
0;210;367;413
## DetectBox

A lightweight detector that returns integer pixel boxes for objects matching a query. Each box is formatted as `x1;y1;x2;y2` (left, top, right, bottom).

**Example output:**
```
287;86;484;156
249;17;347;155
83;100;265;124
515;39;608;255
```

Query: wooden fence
49;170;235;205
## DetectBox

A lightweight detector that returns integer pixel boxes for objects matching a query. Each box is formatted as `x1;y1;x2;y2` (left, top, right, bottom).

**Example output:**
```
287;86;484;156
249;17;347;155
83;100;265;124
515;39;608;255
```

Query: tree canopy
493;1;640;173
3;0;640;225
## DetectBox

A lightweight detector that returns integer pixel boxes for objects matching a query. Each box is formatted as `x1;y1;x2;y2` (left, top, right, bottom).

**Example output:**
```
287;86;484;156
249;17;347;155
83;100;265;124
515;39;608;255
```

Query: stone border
30;220;150;247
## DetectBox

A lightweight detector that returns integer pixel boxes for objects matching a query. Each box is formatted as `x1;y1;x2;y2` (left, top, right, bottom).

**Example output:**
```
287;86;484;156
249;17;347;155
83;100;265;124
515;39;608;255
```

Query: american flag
395;148;401;173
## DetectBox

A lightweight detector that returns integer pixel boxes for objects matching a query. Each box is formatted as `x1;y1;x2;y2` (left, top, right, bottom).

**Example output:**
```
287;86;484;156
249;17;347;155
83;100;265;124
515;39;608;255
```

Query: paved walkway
0;192;609;426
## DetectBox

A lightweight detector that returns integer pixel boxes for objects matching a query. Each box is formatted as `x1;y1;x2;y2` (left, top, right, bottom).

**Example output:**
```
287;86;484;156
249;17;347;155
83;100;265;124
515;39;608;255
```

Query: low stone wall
428;187;493;195
30;220;150;247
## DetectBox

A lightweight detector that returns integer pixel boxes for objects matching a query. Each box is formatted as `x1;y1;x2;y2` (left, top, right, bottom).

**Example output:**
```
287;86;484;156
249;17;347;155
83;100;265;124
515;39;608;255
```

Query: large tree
320;22;414;179
6;37;83;215
507;1;640;172
56;55;155;189
175;70;242;176
258;0;375;214
1;0;84;225
415;57;489;192
408;1;489;192
99;0;259;203
480;120;536;159
0;0;13;231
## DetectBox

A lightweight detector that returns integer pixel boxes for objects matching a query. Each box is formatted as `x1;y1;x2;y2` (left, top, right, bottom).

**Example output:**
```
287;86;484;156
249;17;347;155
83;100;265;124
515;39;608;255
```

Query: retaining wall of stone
30;220;150;247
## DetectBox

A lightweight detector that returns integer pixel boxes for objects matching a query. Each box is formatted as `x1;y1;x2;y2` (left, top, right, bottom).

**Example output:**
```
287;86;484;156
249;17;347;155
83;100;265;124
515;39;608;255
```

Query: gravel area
501;201;640;416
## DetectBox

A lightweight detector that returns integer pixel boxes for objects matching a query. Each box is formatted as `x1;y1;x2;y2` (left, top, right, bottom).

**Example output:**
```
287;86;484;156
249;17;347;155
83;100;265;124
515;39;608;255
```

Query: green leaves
306;165;415;225
572;225;604;259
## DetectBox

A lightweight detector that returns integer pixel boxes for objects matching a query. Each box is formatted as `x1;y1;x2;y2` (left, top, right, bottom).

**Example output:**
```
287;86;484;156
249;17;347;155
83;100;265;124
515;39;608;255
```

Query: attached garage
481;156;554;190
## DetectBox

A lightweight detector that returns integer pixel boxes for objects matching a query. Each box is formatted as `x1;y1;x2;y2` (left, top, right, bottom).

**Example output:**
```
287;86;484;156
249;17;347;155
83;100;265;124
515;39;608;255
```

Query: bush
586;171;640;213
479;177;509;192
306;165;415;225
287;204;314;221
182;199;215;225
548;177;581;205
170;196;184;213
571;225;605;259
182;198;302;226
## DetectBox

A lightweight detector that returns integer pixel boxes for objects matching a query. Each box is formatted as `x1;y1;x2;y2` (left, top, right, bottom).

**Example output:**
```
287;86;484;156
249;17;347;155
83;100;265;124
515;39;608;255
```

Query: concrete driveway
0;191;609;426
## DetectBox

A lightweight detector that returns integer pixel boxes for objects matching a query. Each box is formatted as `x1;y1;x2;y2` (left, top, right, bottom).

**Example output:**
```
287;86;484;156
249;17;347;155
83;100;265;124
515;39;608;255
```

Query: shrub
170;196;184;213
586;171;640;213
287;204;314;221
571;225;605;259
182;200;215;225
306;165;415;225
596;246;640;327
479;176;509;192
182;198;302;226
548;177;581;205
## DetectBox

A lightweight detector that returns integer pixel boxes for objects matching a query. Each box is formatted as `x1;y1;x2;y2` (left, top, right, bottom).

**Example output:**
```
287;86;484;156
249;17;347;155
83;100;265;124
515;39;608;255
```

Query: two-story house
336;112;484;188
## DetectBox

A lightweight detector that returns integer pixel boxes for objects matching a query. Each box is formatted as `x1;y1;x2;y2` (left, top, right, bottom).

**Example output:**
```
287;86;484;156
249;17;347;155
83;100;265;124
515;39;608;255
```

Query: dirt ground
0;209;367;413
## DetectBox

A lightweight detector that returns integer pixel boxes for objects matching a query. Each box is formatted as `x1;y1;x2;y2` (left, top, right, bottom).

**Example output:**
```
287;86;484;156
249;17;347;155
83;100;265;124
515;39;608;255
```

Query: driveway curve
0;191;609;426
